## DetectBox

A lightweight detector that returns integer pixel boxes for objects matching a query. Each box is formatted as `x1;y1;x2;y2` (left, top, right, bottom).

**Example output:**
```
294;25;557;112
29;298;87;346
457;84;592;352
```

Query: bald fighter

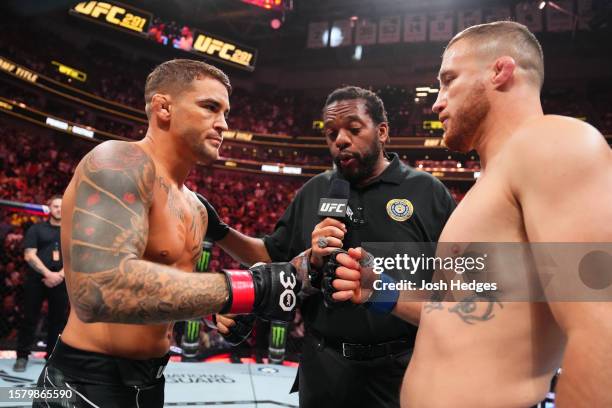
33;59;301;408
335;21;612;407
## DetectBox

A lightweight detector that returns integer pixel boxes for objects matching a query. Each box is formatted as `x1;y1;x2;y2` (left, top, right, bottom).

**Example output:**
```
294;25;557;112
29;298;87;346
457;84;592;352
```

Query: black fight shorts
33;338;169;408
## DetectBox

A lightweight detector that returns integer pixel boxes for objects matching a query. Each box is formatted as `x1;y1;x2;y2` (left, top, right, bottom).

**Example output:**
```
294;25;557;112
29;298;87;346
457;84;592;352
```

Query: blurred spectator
148;18;166;44
13;195;68;372
175;26;194;51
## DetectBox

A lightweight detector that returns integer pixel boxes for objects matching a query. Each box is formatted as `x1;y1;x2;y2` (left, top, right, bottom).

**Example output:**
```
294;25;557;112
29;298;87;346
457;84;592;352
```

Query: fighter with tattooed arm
32;59;310;408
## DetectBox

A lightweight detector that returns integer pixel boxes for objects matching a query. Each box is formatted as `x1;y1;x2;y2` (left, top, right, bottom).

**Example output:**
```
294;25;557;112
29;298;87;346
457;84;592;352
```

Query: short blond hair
448;21;544;89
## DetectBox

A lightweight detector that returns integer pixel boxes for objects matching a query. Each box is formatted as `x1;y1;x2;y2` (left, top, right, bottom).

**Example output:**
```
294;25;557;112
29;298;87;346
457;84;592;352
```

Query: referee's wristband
364;273;399;315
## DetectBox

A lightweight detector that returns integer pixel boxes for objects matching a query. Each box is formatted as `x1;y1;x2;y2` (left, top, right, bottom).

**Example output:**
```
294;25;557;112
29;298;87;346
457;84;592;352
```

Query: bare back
61;140;209;359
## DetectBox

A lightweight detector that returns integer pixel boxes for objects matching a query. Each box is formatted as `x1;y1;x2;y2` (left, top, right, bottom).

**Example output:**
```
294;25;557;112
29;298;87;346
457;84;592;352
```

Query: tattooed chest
144;178;205;267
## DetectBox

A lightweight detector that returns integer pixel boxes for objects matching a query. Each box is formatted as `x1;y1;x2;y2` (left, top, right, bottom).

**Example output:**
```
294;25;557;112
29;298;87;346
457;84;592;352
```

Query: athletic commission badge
386;199;413;222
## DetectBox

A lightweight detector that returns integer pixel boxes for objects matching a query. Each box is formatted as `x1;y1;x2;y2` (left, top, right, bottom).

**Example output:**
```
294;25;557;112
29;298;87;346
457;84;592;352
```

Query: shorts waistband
48;338;170;386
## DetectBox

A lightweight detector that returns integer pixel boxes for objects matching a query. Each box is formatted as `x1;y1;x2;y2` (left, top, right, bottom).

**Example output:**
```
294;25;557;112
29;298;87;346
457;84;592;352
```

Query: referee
211;86;455;407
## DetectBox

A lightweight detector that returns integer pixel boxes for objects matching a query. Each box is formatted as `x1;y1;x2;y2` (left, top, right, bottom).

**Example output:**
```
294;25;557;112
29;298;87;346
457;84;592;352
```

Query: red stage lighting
241;0;285;11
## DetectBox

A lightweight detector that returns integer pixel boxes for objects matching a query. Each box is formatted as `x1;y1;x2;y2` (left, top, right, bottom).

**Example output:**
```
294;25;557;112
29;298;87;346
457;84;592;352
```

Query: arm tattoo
70;142;228;324
24;249;48;276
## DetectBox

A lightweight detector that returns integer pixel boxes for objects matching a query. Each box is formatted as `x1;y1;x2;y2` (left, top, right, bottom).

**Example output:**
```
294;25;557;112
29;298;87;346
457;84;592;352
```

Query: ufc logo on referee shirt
279;271;297;311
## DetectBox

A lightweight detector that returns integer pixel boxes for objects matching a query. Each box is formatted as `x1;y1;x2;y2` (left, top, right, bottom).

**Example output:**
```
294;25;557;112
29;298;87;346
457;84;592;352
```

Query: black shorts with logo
33;338;169;408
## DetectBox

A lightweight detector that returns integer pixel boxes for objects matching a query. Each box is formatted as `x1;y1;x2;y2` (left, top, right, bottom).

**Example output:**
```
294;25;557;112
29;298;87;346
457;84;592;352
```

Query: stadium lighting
323;27;344;47
270;18;282;29
416;92;428;97
416;87;430;92
539;1;547;10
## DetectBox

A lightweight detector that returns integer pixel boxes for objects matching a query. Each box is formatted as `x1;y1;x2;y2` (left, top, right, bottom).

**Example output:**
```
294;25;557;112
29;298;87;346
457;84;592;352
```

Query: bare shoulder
81;140;155;174
183;187;207;215
507;115;609;167
183;187;201;205
506;115;612;200
76;141;157;203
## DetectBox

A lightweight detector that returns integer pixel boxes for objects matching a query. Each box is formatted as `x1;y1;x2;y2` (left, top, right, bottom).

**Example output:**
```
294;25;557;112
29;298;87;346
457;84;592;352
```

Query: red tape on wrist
227;271;255;314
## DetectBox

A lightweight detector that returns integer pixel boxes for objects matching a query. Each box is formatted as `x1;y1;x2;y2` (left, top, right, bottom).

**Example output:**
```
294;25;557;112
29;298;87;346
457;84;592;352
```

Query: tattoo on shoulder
69;143;156;317
72;143;155;262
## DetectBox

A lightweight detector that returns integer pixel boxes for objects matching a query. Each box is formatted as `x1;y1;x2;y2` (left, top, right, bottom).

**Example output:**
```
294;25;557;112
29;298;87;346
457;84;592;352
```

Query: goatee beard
335;142;381;185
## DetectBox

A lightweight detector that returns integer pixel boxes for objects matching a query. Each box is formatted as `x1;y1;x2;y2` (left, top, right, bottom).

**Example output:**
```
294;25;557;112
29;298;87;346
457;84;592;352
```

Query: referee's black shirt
264;153;455;344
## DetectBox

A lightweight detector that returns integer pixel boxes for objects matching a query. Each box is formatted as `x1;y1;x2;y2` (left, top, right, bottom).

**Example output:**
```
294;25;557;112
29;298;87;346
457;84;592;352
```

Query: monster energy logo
197;249;211;272
185;320;201;343
270;324;286;349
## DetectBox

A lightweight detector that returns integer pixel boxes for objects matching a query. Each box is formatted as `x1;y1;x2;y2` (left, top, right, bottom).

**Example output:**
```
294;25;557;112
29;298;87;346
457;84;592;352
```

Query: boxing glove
196;193;230;241
221;263;300;322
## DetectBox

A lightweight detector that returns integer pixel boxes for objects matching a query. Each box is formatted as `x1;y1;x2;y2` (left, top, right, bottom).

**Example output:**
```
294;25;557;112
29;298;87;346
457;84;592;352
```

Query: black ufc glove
322;249;400;314
322;249;349;308
221;263;301;322
203;314;256;346
220;314;256;346
196;193;230;241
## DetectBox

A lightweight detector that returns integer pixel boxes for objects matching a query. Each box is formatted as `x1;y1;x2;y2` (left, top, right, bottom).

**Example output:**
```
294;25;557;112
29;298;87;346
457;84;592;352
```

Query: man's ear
491;56;516;90
151;94;172;121
378;122;390;145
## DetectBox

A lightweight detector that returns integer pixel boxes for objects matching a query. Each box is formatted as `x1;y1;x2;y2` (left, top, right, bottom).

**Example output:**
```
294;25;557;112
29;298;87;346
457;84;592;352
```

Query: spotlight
352;45;363;61
539;1;547;10
270;18;282;29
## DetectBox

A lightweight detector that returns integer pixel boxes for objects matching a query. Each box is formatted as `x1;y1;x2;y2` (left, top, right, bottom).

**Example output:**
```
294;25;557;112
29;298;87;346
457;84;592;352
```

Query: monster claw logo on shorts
386;199;414;222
